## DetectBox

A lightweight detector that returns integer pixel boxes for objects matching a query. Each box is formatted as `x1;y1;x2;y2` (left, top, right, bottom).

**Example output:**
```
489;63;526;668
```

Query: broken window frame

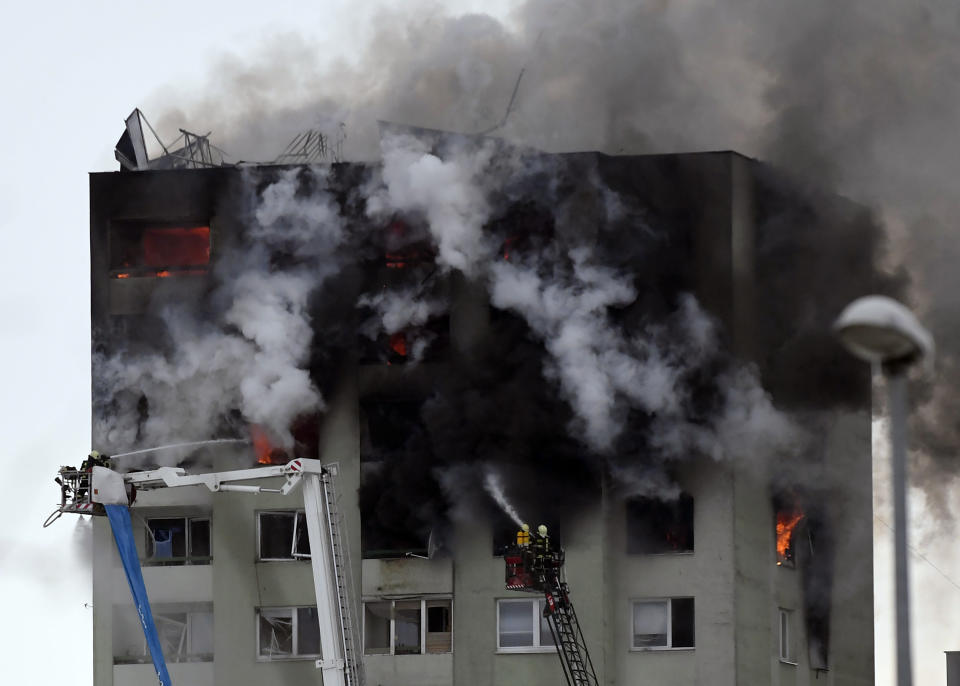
630;597;695;651
362;598;453;656
144;516;211;566
113;603;214;664
257;510;311;561
496;598;556;653
291;511;311;559
256;606;322;661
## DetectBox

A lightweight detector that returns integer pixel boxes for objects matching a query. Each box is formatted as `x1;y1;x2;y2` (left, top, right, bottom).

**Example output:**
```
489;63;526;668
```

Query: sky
0;1;958;684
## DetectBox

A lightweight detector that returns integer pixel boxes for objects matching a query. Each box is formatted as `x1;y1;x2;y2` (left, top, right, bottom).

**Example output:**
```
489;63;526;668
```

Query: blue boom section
105;504;173;686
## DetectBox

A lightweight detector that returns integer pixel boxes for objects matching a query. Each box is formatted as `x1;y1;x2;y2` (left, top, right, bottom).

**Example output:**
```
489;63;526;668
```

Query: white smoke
358;288;447;335
489;250;639;450
368;133;496;275
94;168;345;458
370;133;806;467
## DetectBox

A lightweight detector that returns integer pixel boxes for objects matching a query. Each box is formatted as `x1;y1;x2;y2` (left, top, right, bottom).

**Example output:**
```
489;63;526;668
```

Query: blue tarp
105;504;173;686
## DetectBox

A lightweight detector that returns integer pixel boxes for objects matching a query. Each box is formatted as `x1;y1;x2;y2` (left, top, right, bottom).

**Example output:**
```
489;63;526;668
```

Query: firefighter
81;450;111;470
534;524;551;567
516;523;531;547
78;450;110;501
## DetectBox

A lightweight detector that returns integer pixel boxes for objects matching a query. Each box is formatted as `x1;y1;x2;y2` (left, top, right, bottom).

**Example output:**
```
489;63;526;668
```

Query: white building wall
113;662;213;686
610;460;735;686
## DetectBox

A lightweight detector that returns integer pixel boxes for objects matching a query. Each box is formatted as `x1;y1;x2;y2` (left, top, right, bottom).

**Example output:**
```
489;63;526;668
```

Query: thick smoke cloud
354;132;814;538
132;0;960;512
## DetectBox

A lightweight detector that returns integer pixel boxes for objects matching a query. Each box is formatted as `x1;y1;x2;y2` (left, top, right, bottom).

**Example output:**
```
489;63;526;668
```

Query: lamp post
834;295;933;686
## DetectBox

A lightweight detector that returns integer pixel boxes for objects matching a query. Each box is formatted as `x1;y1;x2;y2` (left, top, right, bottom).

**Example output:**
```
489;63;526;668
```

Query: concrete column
92;516;115;686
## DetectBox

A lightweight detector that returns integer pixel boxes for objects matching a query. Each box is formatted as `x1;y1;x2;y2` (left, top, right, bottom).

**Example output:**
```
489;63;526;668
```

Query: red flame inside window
250;424;284;465
143;226;210;267
776;509;804;565
249;415;319;465
389;332;408;358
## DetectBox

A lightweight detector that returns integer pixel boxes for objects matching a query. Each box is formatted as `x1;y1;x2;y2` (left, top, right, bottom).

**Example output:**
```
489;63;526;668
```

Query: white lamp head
833;295;933;368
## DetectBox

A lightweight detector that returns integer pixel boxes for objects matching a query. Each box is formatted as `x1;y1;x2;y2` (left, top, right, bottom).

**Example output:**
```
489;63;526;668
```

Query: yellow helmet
89;450;100;460
537;524;548;537
521;523;530;532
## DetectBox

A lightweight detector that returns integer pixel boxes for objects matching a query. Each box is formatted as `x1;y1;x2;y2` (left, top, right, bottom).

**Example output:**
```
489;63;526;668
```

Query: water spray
483;470;525;528
108;438;251;460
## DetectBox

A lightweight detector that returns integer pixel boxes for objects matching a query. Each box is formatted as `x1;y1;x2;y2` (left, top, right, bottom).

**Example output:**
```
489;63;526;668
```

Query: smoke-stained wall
90;135;881;684
90;136;888;567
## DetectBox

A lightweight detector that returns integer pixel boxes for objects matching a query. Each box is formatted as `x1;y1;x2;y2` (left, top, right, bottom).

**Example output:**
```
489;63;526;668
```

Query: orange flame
776;509;804;564
111;268;207;279
389;332;408;357
250;424;277;465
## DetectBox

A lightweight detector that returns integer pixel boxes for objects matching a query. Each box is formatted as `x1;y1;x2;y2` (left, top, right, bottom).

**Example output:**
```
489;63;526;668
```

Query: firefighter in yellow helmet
516;523;531;547
534;524;551;568
81;450;110;471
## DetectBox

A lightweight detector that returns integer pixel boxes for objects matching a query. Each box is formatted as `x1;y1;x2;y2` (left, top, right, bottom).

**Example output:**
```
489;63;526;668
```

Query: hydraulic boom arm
48;458;365;686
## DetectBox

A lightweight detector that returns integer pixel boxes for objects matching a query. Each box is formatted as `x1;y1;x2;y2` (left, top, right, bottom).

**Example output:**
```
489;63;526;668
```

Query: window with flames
774;498;805;567
358;218;449;365
110;222;211;279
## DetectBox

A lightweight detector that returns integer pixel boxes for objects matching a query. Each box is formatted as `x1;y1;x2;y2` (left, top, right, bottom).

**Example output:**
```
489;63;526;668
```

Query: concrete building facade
89;149;876;686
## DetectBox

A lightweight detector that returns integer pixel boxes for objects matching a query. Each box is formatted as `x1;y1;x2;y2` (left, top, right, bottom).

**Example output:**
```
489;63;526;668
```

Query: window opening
250;414;319;465
145;517;210;566
426;601;452;654
297;607;322;656
364;602;392;656
394;601;422;655
633;601;668;648
626;493;694;554
632;598;695;650
779;608;796;663
110;223;211;279
360;398;426;461
257;607;322;660
291;511;311;558
260;610;293;657
775;500;805;567
113;604;213;664
497;599;555;651
363;599;452;655
258;511;310;561
359;400;434;558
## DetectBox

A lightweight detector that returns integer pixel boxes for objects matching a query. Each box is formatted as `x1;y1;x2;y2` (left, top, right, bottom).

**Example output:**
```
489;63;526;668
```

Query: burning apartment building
87;116;890;686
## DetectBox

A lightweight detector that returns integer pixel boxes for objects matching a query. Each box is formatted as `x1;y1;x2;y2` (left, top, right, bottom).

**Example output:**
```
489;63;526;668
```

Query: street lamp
834;295;934;686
